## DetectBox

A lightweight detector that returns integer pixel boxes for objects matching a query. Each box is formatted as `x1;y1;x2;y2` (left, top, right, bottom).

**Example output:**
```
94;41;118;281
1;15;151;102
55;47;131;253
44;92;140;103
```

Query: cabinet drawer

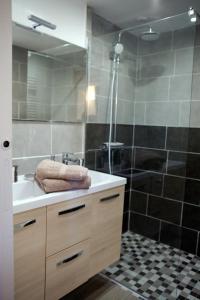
14;207;46;300
47;196;91;256
90;186;124;277
45;240;90;300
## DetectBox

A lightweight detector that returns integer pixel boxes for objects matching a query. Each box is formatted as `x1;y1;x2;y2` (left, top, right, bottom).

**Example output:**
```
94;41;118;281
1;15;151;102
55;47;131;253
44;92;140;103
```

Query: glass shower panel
95;11;200;300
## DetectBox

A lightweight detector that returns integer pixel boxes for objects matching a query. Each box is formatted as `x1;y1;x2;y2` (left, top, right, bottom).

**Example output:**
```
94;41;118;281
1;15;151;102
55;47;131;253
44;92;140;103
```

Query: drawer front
90;186;124;277
45;240;90;300
90;240;121;277
14;207;46;300
47;196;91;256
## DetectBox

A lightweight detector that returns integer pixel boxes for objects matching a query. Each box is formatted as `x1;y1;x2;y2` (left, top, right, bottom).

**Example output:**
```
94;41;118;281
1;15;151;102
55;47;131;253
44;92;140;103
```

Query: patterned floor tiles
102;232;200;300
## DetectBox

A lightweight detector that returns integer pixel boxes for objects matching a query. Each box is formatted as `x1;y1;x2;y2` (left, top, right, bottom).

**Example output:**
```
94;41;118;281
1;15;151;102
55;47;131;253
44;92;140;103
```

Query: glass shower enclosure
85;8;200;300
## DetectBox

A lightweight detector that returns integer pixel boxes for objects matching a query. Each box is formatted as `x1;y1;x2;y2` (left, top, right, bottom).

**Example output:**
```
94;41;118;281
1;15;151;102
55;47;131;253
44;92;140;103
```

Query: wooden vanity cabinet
14;207;46;300
46;195;92;256
14;186;125;300
90;186;124;277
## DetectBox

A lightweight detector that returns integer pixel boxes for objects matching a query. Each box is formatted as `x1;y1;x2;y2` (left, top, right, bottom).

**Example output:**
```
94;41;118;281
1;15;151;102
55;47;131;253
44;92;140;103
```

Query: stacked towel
35;159;91;193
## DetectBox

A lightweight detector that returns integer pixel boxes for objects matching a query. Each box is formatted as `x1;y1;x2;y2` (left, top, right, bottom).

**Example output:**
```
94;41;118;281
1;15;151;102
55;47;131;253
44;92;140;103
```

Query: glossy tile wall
135;26;196;127
87;10;137;125
130;125;200;256
12;121;85;175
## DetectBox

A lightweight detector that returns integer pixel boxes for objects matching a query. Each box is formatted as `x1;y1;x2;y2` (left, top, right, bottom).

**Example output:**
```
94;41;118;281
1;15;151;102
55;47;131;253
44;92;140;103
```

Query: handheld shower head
114;42;124;55
110;42;124;62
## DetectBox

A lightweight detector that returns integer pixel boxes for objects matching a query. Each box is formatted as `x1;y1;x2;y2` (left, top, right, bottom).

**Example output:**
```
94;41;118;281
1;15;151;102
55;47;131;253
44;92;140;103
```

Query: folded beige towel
36;159;88;181
35;175;91;193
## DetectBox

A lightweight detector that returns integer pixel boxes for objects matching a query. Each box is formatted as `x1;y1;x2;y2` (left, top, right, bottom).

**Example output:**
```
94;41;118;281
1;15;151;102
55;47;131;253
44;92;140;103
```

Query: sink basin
13;170;126;214
13;178;44;201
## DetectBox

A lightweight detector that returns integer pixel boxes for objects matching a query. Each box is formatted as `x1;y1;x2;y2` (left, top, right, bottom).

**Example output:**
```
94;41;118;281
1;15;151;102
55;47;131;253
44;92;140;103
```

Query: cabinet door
47;196;91;256
14;207;46;300
90;186;124;277
46;240;89;300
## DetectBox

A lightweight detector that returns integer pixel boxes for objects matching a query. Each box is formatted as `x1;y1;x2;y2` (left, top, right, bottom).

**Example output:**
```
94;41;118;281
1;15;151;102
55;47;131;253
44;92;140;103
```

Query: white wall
12;0;87;48
0;0;14;299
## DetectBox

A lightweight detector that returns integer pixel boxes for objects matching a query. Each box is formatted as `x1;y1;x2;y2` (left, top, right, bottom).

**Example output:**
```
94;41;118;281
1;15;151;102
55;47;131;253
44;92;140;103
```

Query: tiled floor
102;232;200;300
62;274;140;300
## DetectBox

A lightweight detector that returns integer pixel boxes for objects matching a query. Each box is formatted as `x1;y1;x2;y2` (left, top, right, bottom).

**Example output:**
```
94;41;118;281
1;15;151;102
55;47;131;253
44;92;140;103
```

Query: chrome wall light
28;14;56;30
188;7;197;23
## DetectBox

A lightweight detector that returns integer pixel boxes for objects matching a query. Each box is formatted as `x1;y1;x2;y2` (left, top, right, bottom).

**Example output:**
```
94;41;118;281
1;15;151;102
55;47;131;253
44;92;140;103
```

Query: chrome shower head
141;27;160;41
114;42;124;55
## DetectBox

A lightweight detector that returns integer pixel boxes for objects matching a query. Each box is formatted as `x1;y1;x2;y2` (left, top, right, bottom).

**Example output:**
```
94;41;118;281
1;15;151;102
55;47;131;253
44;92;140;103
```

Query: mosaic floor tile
102;232;200;300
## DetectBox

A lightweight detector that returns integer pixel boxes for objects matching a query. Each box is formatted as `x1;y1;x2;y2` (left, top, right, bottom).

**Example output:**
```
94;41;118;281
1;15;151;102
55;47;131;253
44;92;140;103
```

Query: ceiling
87;0;200;28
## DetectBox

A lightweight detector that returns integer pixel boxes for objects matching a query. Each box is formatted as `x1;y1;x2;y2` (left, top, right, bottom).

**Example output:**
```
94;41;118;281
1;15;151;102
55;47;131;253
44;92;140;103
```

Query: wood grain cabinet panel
14;207;46;300
46;196;92;256
45;240;90;300
89;186;124;277
14;186;125;300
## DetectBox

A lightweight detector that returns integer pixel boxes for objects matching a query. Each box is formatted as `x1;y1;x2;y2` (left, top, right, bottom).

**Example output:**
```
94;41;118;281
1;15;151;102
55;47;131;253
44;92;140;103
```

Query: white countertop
13;170;126;214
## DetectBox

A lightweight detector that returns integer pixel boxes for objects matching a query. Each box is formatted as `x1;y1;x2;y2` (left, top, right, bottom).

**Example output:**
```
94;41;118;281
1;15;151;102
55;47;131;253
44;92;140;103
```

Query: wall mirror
12;22;87;122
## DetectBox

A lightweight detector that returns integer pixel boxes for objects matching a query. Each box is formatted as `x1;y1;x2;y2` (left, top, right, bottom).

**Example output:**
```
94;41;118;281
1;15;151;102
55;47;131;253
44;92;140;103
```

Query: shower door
86;9;200;300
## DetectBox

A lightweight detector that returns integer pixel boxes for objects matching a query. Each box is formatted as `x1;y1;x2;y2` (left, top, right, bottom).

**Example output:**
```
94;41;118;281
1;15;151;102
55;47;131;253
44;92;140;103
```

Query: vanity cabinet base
14;186;125;300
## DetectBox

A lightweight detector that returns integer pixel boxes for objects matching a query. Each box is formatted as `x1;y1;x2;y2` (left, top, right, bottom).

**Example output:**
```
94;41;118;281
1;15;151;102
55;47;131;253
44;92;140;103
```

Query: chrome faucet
62;152;83;165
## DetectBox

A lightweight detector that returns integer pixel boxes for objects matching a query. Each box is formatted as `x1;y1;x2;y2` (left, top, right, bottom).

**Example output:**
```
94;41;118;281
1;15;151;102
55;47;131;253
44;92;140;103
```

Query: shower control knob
3;140;10;148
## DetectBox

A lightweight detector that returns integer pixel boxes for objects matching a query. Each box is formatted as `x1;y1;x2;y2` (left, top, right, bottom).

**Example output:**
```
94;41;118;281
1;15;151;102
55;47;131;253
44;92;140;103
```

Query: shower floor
102;232;200;300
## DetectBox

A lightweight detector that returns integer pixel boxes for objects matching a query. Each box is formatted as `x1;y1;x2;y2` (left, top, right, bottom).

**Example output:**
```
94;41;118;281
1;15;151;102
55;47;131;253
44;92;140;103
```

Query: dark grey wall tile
197;237;200;257
163;175;185;201
122;212;129;233
95;148;124;173
114;169;132;192
184;178;200;206
160;222;198;255
186;153;200;180
188;128;200;153
129;212;160;241
96;149;109;173
130;191;147;214
85;123;109;150
124;191;130;212
135;148;167;173
167;151;187;177
148;196;182;225
111;148;121;172
85;124;134;150
182;203;200;231
85;150;96;170
134;125;166;149
132;170;163;196
120;147;133;171
166;127;200;153
163;175;200;205
166;127;189;152
116;124;134;146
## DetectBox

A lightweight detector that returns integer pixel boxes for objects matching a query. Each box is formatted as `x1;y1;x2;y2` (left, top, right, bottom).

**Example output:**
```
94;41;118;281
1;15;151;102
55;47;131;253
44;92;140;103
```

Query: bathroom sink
13;177;45;202
13;170;126;214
